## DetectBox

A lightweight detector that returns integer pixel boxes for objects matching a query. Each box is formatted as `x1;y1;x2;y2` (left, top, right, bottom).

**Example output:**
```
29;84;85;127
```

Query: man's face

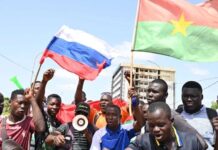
105;107;121;130
100;95;112;114
10;94;29;120
47;98;61;117
182;87;203;113
146;83;167;104
147;109;172;143
33;82;41;96
142;104;149;121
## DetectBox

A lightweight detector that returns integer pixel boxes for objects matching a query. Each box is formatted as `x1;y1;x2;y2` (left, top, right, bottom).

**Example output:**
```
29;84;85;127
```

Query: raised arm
124;71;134;87
25;88;45;132
73;78;85;105
35;69;55;107
128;88;144;132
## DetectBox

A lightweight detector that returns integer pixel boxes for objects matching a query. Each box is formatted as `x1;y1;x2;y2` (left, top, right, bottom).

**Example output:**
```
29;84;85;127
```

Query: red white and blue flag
40;25;112;80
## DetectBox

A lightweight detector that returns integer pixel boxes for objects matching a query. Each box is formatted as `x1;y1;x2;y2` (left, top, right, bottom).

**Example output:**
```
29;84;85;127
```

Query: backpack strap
206;108;218;130
1;117;9;141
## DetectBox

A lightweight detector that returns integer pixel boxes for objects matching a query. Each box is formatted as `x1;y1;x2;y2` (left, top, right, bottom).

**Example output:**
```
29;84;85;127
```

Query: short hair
182;81;202;93
75;102;90;115
31;81;41;87
151;79;168;93
106;104;121;115
10;89;25;101
148;102;171;119
82;91;86;99
0;92;4;102
47;94;62;103
100;92;112;101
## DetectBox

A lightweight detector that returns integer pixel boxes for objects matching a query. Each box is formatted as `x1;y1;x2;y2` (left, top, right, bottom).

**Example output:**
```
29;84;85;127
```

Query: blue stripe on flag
47;37;111;69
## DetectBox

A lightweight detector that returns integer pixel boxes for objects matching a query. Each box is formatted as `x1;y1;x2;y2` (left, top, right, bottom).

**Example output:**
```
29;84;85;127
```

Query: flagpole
31;64;42;91
129;0;141;116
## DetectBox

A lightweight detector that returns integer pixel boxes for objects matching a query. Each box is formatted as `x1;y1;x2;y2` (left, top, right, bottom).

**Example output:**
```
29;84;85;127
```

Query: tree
211;101;218;110
2;97;10;116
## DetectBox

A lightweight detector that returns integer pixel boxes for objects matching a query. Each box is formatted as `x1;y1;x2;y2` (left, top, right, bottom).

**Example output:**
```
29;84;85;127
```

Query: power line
204;80;218;90
0;52;33;73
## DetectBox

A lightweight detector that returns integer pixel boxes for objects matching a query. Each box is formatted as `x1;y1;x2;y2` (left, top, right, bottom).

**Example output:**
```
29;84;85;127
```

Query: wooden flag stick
31;64;42;91
128;0;141;116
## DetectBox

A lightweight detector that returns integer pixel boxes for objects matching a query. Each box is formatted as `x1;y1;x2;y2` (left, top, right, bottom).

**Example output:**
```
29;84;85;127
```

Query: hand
83;128;92;137
42;69;55;82
53;134;65;146
212;116;218;133
124;71;134;82
124;70;131;82
128;88;139;107
79;77;85;83
128;87;137;99
24;88;34;101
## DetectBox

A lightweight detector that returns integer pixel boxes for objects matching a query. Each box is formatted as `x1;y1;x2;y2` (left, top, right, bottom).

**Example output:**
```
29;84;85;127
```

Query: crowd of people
0;68;217;150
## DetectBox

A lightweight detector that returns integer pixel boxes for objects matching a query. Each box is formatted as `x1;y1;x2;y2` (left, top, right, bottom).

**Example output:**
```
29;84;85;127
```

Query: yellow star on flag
171;14;192;36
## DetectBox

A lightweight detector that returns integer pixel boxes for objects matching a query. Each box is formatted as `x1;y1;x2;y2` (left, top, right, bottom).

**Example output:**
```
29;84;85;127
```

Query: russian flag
40;25;112;80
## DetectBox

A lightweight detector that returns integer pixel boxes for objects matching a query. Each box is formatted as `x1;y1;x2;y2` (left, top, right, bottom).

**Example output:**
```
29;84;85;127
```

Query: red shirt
0;116;35;150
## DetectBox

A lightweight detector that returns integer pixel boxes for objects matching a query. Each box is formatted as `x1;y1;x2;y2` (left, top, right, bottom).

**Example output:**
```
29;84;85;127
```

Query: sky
1;0;217;108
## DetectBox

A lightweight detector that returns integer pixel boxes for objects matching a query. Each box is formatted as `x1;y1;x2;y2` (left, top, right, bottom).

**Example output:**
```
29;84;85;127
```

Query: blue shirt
90;124;135;150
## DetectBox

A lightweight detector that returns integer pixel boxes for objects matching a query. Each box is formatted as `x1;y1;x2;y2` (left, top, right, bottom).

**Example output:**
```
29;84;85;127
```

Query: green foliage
211;101;218;110
2;97;10;116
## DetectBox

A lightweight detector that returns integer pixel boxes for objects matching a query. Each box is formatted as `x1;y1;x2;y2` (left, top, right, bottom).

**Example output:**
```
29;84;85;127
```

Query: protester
33;69;62;150
90;88;144;150
45;102;95;150
0;88;45;149
130;79;207;149
177;81;218;150
32;81;41;97
127;102;203;150
140;102;149;133
0;93;4;115
73;78;129;129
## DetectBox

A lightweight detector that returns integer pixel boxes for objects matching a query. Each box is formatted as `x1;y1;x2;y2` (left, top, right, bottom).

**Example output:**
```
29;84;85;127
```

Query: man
0;93;4;115
128;102;203;150
90;90;144;150
178;81;218;150
73;78;129;129
45;102;95;150
0;89;45;149
33;69;62;150
32;81;41;97
90;104;142;150
140;102;149;134
45;94;62;129
93;92;113;128
129;79;207;149
146;79;202;131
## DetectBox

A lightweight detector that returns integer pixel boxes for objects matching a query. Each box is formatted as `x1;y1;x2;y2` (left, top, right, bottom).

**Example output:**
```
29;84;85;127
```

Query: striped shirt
56;123;93;150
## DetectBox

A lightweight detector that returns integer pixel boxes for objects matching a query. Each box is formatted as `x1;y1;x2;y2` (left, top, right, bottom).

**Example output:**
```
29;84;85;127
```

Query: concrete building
111;63;176;108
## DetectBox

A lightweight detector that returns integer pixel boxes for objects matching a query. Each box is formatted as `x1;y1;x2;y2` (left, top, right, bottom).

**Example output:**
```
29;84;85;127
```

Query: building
111;63;176;108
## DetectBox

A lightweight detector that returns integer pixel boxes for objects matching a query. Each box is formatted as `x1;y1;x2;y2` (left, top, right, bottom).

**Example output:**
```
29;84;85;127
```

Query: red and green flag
133;0;218;62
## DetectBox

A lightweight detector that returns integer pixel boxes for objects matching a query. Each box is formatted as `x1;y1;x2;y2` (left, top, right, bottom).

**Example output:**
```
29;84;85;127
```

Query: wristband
131;96;139;107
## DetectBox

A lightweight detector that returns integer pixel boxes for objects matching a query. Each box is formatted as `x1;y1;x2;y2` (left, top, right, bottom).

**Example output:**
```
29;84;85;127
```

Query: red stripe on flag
138;0;218;28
